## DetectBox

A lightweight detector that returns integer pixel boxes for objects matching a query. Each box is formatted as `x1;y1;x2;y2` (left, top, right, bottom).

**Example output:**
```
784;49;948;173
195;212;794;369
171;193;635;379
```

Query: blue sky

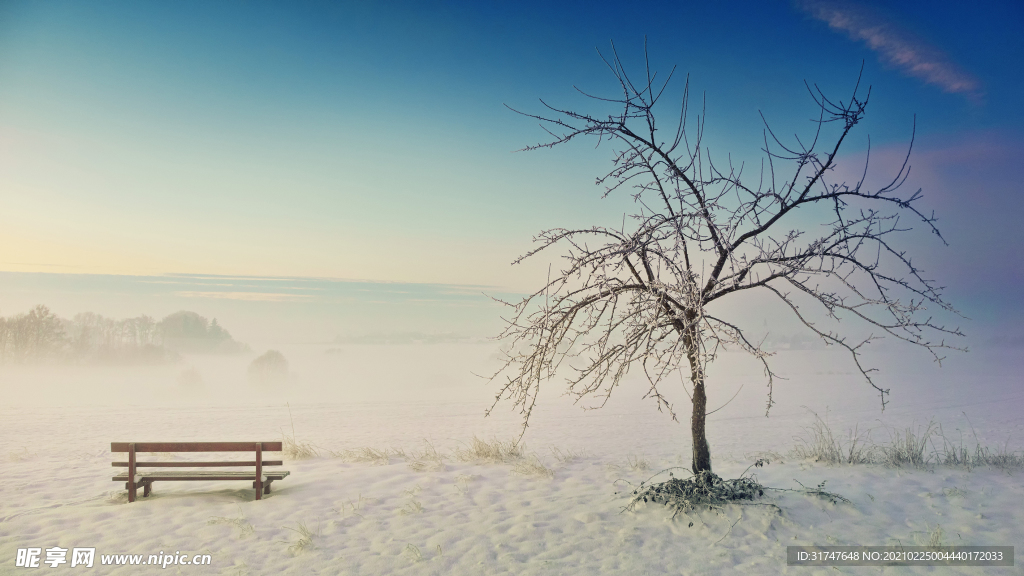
1;0;1021;341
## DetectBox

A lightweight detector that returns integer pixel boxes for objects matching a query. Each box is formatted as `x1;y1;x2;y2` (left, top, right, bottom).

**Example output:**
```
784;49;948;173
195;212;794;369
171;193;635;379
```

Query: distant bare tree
67;312;161;361
487;42;964;475
0;305;67;363
248;350;289;385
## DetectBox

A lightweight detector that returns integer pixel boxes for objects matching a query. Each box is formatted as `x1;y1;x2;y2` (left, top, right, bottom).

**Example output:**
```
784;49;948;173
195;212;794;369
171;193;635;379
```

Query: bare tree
0;305;67;363
487;42;964;475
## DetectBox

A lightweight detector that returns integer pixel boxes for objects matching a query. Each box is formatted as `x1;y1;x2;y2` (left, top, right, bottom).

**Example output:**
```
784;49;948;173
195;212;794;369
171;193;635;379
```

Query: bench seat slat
112;461;284;467
113;471;290;481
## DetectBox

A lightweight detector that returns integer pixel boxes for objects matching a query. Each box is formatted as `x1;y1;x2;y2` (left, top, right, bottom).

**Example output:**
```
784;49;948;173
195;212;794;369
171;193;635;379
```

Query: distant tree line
0;306;249;364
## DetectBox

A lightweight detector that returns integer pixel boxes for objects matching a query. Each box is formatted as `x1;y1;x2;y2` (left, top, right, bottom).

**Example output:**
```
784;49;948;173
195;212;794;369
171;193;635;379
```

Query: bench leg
143;482;152;497
252;480;263;500
127;443;137;503
251;480;272;497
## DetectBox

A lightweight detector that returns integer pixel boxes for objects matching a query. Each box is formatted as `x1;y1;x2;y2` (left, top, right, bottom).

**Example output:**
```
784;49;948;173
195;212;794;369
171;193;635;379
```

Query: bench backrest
112;442;282;453
112;442;285;470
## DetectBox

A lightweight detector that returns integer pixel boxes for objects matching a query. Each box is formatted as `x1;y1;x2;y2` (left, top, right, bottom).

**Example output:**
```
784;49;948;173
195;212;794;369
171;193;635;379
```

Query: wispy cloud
795;0;981;100
174;291;314;302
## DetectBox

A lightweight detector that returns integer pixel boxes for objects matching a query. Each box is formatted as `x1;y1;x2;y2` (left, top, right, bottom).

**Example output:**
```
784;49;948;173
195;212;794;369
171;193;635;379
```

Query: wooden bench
111;442;290;503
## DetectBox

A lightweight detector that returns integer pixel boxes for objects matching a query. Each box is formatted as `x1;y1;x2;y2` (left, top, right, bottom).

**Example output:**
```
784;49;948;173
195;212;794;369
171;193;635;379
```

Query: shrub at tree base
627;471;766;518
248;350;288;385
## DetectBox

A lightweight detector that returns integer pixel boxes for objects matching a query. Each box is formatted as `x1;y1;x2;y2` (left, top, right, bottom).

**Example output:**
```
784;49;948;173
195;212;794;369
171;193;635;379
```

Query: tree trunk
683;310;712;474
689;358;712;474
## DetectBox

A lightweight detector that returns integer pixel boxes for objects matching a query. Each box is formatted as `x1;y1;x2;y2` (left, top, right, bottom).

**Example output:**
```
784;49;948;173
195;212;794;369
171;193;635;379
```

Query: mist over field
2;269;1021;452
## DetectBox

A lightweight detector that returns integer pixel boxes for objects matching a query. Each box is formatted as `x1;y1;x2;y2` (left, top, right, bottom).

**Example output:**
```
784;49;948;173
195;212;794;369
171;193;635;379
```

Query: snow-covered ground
1;345;1021;574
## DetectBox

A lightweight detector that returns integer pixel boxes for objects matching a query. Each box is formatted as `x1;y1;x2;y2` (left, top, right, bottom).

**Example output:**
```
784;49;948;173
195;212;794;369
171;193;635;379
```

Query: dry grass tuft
745;450;785;465
626;453;651;472
511;455;554;478
408;441;446;472
399;499;425;515
335;494;374;518
933;423;1024;471
208;514;255;537
453;474;478;496
791;410;876;465
550;447;586;464
981;449;1024;470
281;403;320;460
880;421;935;468
914;524;950;551
942;486;967;499
454;436;524;464
403;544;423;563
789;412;1024;471
399;486;425;514
332;447;404;466
285;521;320;555
283;436;320;460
